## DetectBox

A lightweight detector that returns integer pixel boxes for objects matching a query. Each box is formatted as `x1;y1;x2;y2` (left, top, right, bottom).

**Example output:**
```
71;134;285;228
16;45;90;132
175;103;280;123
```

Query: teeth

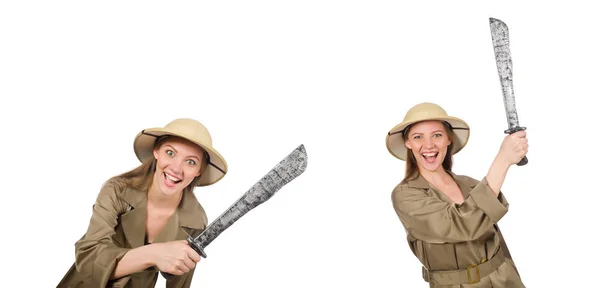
165;174;180;182
422;153;437;157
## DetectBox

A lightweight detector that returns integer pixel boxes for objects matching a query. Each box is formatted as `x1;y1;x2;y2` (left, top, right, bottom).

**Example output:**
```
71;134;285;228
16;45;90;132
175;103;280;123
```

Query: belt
422;248;506;285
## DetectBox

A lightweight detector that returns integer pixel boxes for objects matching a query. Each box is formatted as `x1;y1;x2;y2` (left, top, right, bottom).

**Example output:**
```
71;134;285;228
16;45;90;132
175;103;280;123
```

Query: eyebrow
166;144;178;153
411;130;444;136
166;145;201;161
187;155;201;162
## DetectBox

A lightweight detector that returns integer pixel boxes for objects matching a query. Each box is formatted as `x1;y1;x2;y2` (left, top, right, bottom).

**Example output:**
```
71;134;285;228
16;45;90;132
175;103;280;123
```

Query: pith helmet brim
133;118;228;186
386;102;470;161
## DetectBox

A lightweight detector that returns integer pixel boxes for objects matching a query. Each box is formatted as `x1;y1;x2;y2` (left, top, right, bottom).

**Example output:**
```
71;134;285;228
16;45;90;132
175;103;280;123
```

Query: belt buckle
466;264;481;284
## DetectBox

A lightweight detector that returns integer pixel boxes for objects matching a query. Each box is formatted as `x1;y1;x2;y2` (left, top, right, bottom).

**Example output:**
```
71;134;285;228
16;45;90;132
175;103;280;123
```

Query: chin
421;164;443;173
159;185;181;196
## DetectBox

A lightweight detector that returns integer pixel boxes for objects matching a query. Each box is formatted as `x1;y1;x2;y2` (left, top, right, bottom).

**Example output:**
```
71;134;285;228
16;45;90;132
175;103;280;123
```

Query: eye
434;133;443;137
186;159;197;166
413;135;422;140
166;150;175;157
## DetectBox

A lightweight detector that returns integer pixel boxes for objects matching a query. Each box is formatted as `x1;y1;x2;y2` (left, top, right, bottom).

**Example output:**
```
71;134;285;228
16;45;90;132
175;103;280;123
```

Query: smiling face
404;120;452;173
151;136;206;197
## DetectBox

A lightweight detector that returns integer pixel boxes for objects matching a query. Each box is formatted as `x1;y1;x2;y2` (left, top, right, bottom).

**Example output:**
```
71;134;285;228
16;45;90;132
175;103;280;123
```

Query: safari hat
133;118;228;186
386;102;470;161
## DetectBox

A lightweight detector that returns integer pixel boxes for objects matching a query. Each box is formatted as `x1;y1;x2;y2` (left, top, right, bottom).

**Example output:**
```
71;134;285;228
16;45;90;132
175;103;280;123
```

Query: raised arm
391;177;510;243
392;130;528;243
486;130;528;195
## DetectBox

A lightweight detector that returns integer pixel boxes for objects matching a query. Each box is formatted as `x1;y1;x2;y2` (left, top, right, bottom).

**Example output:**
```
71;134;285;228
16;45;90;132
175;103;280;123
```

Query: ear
404;140;413;150
153;147;159;159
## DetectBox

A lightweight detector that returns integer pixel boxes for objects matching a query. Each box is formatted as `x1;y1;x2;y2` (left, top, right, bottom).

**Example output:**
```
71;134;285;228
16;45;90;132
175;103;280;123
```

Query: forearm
393;179;509;243
486;154;511;196
111;244;156;280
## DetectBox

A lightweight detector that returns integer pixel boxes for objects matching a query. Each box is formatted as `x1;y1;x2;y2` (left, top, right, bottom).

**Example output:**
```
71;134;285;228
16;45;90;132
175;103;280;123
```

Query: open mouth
422;152;439;164
164;173;182;187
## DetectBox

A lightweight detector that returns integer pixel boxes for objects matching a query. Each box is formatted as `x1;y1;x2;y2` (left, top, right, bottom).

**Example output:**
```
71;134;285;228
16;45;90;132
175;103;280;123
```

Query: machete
490;17;528;166
186;144;307;258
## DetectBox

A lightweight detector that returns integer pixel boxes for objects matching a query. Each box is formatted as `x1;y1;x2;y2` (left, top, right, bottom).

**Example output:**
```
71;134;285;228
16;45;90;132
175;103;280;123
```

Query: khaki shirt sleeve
74;179;132;287
391;177;509;244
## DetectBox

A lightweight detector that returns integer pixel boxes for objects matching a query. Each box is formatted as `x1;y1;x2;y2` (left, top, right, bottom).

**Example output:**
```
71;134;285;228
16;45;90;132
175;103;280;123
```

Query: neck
419;167;452;186
147;180;183;210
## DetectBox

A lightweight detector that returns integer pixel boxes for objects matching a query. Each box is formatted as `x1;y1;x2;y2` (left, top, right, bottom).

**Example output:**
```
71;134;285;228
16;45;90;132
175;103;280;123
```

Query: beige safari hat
386;102;470;161
133;118;228;186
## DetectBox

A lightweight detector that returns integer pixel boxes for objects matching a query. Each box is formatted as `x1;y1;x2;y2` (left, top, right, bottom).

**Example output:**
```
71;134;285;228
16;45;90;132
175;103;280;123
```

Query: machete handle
187;236;207;258
516;155;528;166
504;126;528;166
162;237;207;278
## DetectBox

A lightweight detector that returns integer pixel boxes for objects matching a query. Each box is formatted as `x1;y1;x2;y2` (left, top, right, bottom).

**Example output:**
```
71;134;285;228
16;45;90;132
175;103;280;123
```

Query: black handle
516;155;528;166
186;236;207;258
504;126;528;166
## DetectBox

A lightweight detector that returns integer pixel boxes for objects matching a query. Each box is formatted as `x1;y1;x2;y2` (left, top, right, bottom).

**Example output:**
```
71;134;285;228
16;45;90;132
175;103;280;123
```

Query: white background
1;0;598;287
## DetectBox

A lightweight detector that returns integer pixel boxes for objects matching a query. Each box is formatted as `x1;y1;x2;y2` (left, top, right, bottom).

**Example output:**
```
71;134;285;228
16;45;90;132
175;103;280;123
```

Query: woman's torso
57;178;208;288
392;172;525;287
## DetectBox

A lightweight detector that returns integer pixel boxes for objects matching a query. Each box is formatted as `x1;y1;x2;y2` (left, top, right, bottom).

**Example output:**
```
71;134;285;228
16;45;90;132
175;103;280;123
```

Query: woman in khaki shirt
386;102;528;287
57;118;228;288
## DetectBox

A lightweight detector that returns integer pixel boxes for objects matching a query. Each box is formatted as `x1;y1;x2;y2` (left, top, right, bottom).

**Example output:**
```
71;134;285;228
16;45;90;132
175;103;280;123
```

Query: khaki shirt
57;178;208;288
391;172;525;287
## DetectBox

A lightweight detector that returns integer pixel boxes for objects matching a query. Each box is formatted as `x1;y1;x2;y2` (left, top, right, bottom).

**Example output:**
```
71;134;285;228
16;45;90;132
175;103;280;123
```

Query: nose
424;138;434;148
170;159;183;174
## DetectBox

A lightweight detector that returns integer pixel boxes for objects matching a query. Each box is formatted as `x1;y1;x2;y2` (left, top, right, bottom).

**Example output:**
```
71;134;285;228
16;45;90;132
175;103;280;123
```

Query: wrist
494;153;511;172
143;243;159;268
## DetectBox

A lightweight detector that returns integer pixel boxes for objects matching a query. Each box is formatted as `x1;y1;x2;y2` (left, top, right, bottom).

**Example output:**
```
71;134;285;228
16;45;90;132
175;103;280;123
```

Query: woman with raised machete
386;102;527;287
